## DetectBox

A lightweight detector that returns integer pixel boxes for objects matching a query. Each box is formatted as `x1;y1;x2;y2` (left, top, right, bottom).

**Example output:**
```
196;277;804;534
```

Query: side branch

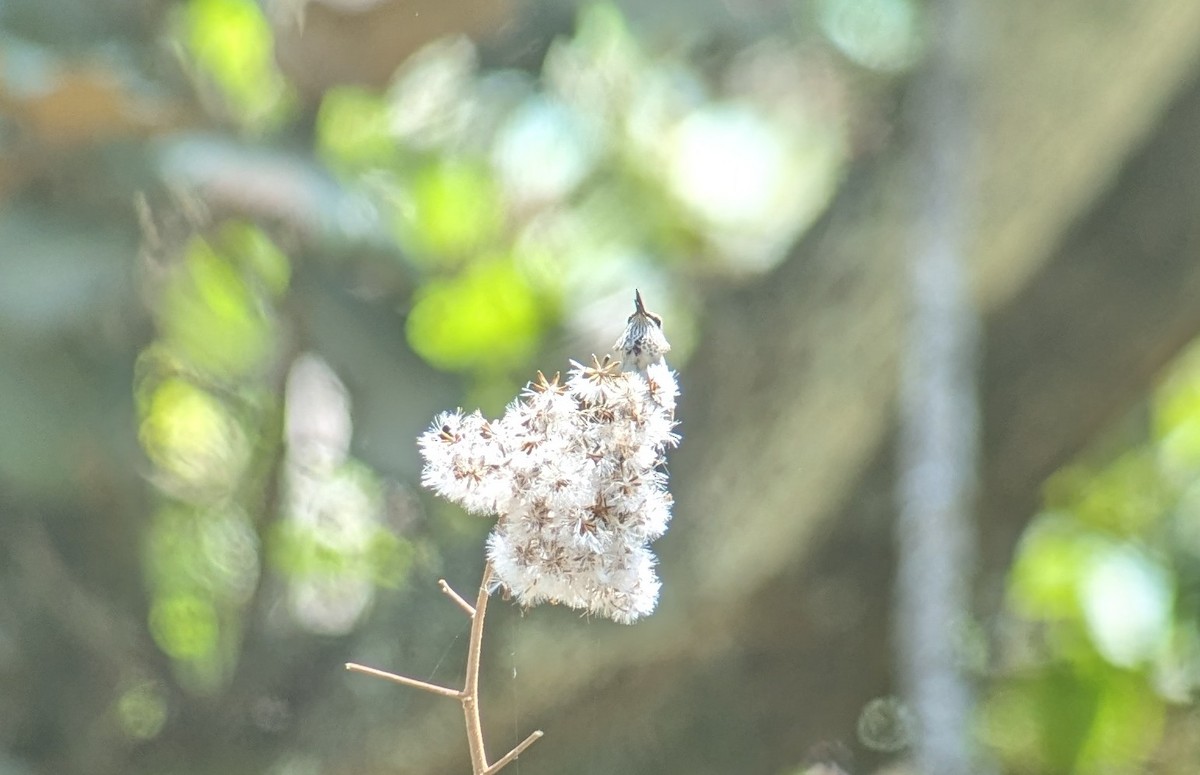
345;663;462;699
346;565;541;774
439;579;477;617
485;730;545;775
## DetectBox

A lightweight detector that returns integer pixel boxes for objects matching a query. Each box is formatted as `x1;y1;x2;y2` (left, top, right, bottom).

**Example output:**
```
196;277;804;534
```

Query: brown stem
461;564;492;772
346;563;542;774
439;578;476;617
344;663;461;699
485;730;545;775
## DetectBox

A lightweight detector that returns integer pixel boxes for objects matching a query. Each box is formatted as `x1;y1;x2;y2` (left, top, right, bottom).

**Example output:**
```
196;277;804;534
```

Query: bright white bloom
418;410;510;515
417;293;680;623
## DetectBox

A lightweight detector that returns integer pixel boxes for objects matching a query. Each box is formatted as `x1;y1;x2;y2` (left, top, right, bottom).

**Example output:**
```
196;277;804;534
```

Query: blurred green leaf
1008;516;1098;621
219;221;291;298
138;377;249;497
1048;453;1166;536
1077;667;1165;771
144;505;260;601
397;158;505;263
982;660;1165;775
405;257;544;373
143;505;258;692
271;519;411;586
1155;345;1200;480
365;530;413;588
317;87;400;173
115;680;168;741
159;236;273;380
148;592;219;661
179;0;294;128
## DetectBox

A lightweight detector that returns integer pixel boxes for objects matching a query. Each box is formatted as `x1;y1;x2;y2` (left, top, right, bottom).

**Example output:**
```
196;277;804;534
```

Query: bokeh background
4;0;1200;773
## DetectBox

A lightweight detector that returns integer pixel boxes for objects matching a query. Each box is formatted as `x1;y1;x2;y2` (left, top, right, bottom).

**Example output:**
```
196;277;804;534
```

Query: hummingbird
613;290;671;373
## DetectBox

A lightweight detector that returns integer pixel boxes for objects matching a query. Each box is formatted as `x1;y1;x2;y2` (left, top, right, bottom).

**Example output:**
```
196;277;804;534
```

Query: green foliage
406;257;544;373
114;680;169;741
271;518;413;587
401;159;506;263
269;463;413;589
987;338;1200;772
984;662;1164;774
134;224;381;686
158;236;275;379
1008;515;1098;622
99;1;866;729
301;1;849;383
144;504;255;693
178;0;295;129
149;592;221;662
316;87;401;173
139;377;249;495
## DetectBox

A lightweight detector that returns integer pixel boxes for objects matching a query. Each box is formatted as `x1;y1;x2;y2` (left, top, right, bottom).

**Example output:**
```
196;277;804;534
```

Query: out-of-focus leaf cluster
134;222;287;691
306;3;853;393
178;0;296;129
133;222;411;690
983;341;1200;773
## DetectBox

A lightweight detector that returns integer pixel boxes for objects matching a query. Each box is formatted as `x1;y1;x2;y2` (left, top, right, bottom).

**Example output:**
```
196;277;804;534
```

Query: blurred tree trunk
356;2;1200;773
893;0;986;773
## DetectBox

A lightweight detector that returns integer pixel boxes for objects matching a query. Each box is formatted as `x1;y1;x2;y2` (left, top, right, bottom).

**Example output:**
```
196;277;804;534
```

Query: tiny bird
613;290;671;373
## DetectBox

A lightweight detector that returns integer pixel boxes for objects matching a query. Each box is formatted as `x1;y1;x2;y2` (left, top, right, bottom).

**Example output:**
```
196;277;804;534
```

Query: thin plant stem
439;578;476;617
344;662;461;699
346;562;542;775
461;564;493;773
485;730;545;775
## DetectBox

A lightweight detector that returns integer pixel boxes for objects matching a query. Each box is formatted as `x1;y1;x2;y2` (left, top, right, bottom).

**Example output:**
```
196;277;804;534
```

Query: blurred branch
153;135;396;250
894;0;988;772
5;520;150;672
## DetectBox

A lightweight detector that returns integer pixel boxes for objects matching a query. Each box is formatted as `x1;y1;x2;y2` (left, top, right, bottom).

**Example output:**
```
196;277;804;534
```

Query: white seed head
417;293;680;623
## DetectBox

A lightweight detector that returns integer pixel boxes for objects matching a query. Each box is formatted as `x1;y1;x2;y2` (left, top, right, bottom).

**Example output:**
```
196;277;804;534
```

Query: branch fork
346;564;542;774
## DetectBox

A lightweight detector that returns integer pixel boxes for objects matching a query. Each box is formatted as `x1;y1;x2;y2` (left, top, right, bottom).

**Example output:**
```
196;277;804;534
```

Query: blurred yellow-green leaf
1008;516;1097;622
144;505;260;602
986;661;1166;774
1076;667;1165;771
148;592;220;662
1156;346;1200;479
983;667;1099;774
115;680;169;741
271;519;411;586
397;158;505;264
139;377;249;496
179;0;294;128
159;236;274;380
219;221;292;298
317;87;400;173
405;257;544;373
1046;453;1166;536
364;530;413;587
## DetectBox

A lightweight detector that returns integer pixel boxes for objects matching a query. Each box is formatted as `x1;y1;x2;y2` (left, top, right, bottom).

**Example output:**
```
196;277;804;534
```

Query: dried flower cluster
418;293;679;623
